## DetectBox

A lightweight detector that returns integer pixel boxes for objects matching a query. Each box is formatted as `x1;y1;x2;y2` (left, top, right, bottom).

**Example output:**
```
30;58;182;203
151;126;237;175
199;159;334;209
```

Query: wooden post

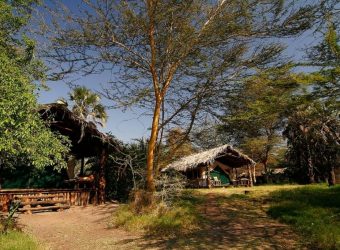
252;164;256;184
0;160;3;189
206;165;211;188
247;165;253;187
98;147;108;204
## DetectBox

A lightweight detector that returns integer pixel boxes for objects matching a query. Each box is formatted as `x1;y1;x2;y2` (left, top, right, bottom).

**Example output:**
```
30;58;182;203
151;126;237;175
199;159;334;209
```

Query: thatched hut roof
162;145;255;172
39;103;118;157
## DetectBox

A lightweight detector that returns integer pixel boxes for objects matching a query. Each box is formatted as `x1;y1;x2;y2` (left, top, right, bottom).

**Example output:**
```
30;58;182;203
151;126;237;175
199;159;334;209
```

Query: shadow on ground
132;193;303;250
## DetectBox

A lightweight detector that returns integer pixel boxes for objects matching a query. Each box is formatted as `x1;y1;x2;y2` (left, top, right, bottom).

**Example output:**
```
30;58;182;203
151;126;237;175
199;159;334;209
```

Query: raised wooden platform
0;189;94;213
13;193;70;214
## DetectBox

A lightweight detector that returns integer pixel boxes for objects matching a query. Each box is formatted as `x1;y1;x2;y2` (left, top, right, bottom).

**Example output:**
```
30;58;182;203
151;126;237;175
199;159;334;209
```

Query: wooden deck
0;189;94;213
186;178;250;188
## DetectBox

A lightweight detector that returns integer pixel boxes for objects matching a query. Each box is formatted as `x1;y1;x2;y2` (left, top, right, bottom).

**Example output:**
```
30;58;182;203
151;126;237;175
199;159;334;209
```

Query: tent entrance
211;166;230;185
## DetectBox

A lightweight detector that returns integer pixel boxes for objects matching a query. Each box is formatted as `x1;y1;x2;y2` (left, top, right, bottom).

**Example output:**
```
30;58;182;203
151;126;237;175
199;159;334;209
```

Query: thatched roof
39;103;119;157
162;145;255;172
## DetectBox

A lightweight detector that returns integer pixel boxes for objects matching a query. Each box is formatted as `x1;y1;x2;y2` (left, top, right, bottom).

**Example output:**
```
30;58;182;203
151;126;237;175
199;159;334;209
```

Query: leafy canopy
0;0;69;170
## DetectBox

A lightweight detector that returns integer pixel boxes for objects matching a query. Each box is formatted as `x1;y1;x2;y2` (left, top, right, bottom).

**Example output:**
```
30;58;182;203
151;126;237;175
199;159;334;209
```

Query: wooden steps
18;205;71;212
20;200;68;206
13;194;70;214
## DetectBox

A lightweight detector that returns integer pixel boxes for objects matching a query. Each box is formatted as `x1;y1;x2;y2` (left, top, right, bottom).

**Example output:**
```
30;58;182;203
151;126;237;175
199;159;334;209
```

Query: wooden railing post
98;147;108;204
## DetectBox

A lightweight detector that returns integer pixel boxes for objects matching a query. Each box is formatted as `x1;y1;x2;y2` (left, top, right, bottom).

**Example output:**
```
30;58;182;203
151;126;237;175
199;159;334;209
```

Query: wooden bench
13;194;70;214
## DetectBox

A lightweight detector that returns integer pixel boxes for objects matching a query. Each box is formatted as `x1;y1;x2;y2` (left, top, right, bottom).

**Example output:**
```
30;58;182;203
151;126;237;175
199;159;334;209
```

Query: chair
213;176;222;187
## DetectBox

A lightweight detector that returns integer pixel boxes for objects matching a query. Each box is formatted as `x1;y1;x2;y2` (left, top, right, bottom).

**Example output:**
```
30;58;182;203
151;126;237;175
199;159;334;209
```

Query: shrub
110;190;204;236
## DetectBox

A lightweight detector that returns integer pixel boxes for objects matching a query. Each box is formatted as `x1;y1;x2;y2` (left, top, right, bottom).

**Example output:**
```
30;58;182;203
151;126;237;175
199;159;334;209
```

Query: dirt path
18;203;141;250
148;193;304;250
17;193;303;250
196;193;303;249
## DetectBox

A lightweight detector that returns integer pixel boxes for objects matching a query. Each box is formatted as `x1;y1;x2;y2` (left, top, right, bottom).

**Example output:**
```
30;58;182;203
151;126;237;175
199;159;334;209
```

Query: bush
0;209;39;250
155;169;186;206
0;230;39;250
110;190;204;236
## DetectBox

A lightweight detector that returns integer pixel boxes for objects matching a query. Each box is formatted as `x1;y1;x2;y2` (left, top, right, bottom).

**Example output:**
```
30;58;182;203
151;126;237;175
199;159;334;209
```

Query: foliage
282;13;339;185
157;128;195;171
0;0;69;174
64;86;108;127
155;169;186;206
1;202;39;250
105;139;147;201
2;165;67;189
0;0;45;80
220;65;302;175
110;191;204;236
283;103;339;184
305;20;340;102
267;185;340;249
45;0;320;192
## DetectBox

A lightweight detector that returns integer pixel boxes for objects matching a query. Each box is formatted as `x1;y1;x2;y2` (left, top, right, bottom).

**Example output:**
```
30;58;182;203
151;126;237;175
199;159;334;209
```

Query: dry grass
199;184;340;250
110;190;205;236
0;230;39;250
195;184;302;197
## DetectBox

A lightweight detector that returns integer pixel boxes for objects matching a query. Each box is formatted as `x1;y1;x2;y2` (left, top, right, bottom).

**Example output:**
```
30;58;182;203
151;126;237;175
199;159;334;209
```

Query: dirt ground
18;203;141;250
18;190;304;250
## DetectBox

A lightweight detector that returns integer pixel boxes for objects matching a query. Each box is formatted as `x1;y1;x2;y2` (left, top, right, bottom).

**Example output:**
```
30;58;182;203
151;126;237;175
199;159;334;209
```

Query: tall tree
301;20;340;103
219;65;302;176
284;103;339;184
0;0;69;187
44;0;320;192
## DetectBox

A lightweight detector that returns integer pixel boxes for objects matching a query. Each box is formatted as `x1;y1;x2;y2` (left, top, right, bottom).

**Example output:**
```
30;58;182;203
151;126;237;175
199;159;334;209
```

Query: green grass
267;185;340;250
0;230;39;250
111;185;340;249
197;184;340;249
110;190;205;236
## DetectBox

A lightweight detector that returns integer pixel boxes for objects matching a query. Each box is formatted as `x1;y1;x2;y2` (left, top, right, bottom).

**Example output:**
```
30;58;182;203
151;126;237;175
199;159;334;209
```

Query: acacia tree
304;10;339;102
284;103;339;184
219;65;302;178
283;13;339;184
43;0;322;192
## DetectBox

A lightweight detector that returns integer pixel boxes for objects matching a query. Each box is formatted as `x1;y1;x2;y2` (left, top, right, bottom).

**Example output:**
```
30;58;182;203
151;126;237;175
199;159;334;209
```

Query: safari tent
162;145;256;188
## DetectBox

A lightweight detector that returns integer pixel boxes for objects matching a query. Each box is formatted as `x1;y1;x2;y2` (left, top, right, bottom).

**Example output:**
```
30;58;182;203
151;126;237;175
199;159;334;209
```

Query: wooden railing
0;189;95;212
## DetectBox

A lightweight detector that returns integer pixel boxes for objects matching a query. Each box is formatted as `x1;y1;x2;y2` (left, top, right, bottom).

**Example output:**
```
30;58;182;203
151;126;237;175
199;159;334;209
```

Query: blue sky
37;0;153;142
36;0;320;142
37;77;152;142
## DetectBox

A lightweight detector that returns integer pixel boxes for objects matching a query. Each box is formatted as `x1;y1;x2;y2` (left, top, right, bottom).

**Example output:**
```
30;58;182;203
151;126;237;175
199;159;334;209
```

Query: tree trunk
0;161;3;189
263;146;270;183
328;166;336;186
80;156;85;176
98;148;108;204
66;156;76;179
306;149;315;184
263;161;269;183
304;135;315;184
146;98;162;192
